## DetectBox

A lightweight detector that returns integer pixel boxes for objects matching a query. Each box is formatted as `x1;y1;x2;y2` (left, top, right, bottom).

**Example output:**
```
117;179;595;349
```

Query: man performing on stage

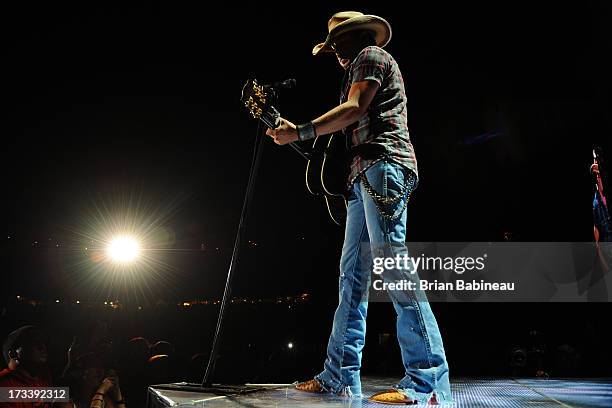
266;11;452;404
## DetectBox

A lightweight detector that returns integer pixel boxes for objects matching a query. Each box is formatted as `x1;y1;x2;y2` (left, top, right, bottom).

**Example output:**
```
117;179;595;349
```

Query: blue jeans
314;160;452;403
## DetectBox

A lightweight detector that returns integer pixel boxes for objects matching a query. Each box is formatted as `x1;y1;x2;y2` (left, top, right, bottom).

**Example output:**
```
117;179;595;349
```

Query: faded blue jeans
314;159;452;403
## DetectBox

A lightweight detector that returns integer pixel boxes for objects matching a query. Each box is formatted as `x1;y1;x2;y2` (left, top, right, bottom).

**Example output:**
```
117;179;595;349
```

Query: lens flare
107;236;141;262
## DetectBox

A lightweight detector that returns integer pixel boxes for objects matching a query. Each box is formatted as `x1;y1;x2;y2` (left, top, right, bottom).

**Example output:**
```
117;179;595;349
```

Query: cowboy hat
312;11;392;56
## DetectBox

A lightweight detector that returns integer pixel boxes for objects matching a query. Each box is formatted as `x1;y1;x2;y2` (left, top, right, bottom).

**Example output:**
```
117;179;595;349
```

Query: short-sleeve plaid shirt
341;46;418;185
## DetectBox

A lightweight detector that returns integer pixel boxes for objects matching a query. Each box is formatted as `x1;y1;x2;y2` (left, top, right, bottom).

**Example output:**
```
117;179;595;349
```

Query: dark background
1;0;611;385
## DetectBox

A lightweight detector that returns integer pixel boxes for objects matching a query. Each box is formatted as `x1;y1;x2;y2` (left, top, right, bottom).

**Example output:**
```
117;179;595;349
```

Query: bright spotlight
107;236;141;263
287;342;294;349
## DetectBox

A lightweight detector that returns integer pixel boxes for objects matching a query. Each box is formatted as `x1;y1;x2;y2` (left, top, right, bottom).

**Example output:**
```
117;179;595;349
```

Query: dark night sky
2;1;611;301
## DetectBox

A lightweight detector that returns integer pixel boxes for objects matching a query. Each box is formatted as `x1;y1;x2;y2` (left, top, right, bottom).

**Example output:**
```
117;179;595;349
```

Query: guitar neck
287;142;311;161
260;105;280;129
261;104;311;161
241;78;310;161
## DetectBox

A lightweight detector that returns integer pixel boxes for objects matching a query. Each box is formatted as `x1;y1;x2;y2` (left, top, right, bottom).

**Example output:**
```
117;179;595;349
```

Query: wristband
297;122;317;141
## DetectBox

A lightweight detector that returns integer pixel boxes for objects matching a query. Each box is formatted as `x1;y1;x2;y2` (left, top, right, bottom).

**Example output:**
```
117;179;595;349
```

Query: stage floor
148;377;612;407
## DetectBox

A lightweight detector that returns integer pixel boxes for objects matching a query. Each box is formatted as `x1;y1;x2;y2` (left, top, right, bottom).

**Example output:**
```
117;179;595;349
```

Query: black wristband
297;122;317;141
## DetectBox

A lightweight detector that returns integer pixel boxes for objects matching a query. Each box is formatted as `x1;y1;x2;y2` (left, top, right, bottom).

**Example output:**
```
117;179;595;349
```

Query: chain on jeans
360;165;416;221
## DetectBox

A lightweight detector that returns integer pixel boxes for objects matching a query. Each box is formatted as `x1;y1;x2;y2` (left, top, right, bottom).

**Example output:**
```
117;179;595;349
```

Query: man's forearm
312;102;363;137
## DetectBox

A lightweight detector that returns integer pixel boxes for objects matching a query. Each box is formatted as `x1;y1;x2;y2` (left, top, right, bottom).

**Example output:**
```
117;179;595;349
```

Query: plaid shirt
340;46;418;185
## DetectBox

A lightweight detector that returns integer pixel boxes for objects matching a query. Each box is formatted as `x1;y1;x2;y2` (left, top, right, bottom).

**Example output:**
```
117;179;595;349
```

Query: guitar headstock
241;79;267;120
241;79;280;129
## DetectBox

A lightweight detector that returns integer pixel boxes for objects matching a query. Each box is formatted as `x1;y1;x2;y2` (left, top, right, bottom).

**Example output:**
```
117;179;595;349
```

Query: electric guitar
241;79;349;225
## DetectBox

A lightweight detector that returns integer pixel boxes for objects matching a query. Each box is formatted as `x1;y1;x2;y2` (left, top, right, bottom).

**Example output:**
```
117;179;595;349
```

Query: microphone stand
147;89;286;402
200;83;306;388
200;117;266;389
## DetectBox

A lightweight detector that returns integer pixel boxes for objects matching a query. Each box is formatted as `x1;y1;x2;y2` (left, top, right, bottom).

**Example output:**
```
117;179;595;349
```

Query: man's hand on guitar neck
266;118;299;145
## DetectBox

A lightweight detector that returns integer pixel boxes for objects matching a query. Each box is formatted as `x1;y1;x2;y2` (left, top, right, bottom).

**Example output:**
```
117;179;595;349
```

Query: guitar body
305;134;350;226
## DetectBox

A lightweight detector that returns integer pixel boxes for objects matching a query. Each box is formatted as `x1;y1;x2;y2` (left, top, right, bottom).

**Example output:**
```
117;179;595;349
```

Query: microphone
263;78;296;90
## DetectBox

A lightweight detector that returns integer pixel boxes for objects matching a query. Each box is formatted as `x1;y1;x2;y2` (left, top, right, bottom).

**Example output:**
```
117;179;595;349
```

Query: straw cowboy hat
312;11;392;56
